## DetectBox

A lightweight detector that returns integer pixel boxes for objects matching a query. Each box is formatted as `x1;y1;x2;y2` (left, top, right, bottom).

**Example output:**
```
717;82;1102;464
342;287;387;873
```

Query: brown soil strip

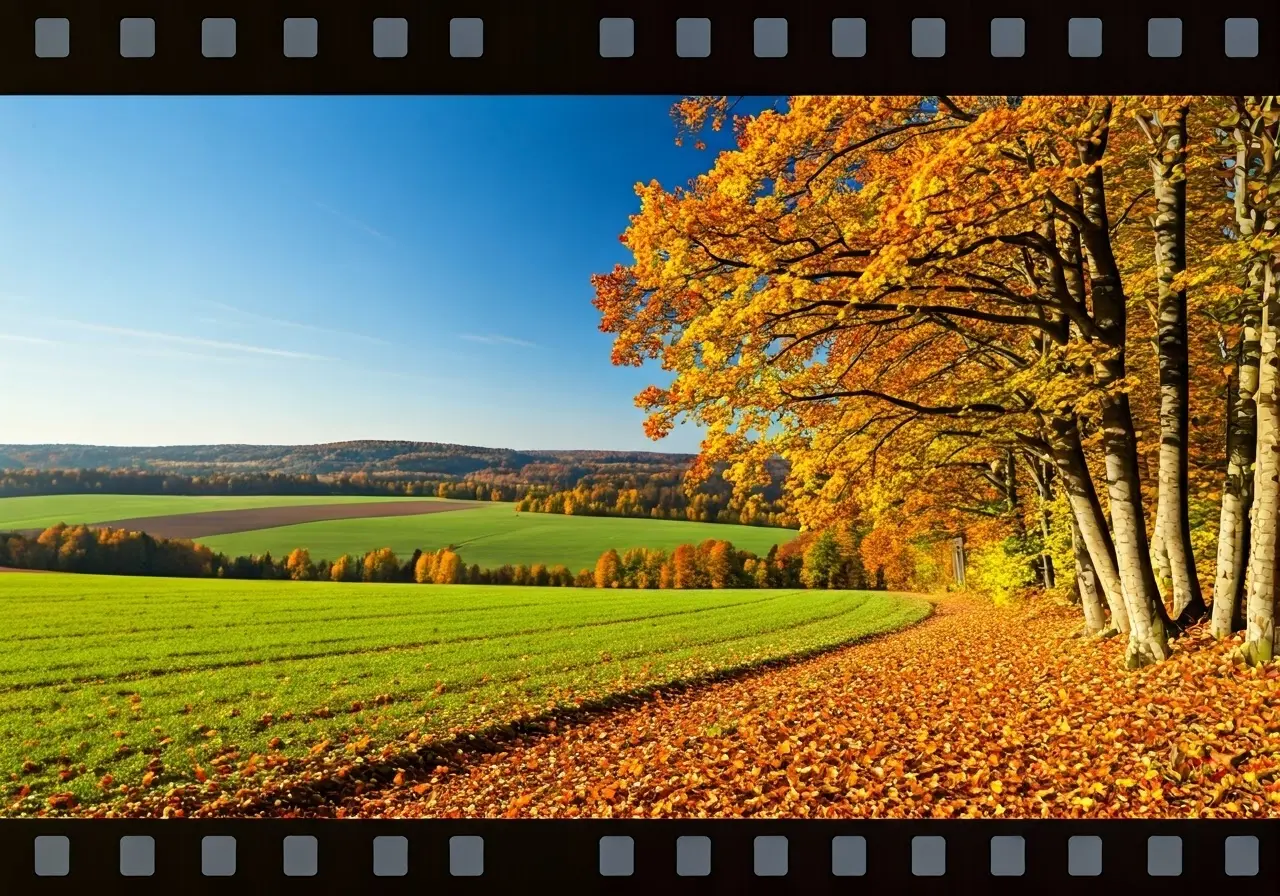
13;500;479;541
0;566;49;573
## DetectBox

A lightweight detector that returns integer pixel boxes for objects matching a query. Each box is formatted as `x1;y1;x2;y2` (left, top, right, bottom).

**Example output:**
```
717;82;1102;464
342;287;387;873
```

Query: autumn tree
620;548;647;587
433;550;462;585
414;551;437;584
285;548;315;581
801;531;841;589
752;556;773;588
531;563;550;587
705;540;735;588
671;544;700;589
659;559;675;589
330;554;359;582
594;549;621;588
362;548;400;583
592;95;1266;666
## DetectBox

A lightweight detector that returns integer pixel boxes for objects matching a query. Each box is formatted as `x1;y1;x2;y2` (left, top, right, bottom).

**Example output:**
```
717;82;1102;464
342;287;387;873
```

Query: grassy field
198;502;794;570
0;494;795;569
0;494;441;532
0;572;930;812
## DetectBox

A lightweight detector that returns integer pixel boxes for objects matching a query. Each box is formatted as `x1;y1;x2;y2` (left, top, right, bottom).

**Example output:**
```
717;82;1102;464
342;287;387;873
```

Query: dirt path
14;500;479;541
71;594;1280;819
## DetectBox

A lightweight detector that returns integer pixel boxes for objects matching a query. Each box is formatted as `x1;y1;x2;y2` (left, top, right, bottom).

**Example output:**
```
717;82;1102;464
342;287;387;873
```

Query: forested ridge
0;441;697;479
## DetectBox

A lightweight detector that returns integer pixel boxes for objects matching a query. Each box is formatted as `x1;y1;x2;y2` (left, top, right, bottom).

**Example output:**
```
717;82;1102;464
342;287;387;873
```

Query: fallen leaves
332;595;1276;820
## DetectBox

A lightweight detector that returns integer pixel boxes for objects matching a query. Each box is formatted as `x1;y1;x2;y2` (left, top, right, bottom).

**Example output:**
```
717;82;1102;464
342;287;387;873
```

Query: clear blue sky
0;96;765;453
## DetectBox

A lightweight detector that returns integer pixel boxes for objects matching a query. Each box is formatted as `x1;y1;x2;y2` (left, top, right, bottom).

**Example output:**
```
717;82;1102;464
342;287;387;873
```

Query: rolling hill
0;440;698;478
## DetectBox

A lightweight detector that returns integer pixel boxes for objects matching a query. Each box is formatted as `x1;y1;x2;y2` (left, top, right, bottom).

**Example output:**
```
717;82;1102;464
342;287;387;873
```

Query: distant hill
0;441;699;479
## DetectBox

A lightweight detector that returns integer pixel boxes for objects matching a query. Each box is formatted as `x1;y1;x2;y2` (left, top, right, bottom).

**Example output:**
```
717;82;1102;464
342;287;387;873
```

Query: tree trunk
1004;449;1018;514
1213;120;1267;638
1027;455;1058;590
1244;259;1279;663
1100;394;1173;665
1142;105;1206;623
1046;413;1129;633
1040;526;1056;590
1072;513;1108;635
952;535;967;590
1213;300;1261;637
1074;101;1171;666
1150;517;1173;601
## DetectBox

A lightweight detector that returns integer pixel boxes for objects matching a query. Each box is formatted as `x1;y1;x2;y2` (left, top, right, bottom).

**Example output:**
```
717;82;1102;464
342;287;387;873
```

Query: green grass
0;494;439;532
0;572;930;812
0;493;796;570
198;502;795;570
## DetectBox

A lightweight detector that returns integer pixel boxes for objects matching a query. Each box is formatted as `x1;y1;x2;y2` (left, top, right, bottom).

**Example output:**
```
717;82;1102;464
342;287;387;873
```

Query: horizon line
0;438;697;456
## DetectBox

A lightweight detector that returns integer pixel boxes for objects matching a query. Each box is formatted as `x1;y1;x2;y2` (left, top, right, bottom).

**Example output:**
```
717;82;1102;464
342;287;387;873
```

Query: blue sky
0;96;762;453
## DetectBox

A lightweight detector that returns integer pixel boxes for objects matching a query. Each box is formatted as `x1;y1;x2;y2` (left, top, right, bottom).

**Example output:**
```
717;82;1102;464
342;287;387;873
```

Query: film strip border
1;820;1276;891
0;2;1276;94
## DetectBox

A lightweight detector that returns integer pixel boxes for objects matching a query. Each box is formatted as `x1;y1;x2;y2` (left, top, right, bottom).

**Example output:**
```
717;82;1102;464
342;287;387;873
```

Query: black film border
0;819;1276;892
0;1;1276;94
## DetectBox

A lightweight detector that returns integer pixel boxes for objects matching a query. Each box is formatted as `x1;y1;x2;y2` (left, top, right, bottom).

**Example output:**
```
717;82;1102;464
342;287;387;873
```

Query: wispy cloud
353;367;457;384
314;201;388;241
123;347;253;364
50;319;335;361
0;332;63;346
201;300;389;345
460;333;538;348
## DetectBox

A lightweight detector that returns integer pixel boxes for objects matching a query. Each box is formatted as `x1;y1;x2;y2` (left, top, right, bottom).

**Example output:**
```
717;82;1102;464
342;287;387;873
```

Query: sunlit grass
199;502;794;570
0;572;929;811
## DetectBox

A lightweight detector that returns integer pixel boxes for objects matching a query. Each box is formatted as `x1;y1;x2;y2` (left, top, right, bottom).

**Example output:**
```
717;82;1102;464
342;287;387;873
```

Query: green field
0;493;795;570
0;573;930;812
198;502;794;570
0;494;440;532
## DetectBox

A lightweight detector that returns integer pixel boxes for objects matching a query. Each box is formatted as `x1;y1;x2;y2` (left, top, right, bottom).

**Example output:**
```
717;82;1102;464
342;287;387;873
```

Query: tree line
594;95;1280;668
0;469;533;502
0;522;884;592
514;477;797;528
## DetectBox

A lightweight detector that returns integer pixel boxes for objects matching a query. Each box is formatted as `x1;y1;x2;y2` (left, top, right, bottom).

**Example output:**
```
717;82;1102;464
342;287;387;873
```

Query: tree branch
780;387;1010;417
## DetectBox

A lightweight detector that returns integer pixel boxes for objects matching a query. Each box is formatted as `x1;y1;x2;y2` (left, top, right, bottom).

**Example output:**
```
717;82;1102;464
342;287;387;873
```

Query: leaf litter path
85;594;1280;819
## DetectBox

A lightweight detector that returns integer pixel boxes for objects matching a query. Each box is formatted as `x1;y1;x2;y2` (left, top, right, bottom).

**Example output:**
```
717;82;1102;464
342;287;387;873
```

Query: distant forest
0;523;843;590
0;441;794;528
0;441;699;480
